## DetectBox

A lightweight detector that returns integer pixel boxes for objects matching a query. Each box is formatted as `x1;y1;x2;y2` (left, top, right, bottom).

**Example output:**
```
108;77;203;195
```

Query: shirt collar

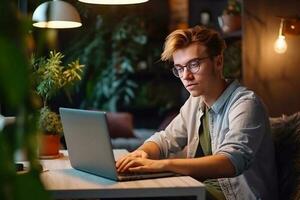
210;80;240;113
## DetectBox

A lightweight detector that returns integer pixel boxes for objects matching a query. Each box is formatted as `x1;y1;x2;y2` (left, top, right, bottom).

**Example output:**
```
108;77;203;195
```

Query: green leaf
125;87;135;98
0;37;28;107
14;172;51;200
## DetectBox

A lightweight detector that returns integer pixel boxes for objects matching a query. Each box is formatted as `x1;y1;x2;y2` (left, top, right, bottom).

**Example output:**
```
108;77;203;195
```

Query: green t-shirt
195;107;226;200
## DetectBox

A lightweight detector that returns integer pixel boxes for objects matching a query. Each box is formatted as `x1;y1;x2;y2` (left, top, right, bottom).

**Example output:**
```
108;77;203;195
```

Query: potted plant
219;0;242;33
31;51;84;158
38;107;63;158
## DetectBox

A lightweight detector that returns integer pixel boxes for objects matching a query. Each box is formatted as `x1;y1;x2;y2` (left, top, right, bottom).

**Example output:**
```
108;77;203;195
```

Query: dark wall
189;0;227;30
243;0;300;117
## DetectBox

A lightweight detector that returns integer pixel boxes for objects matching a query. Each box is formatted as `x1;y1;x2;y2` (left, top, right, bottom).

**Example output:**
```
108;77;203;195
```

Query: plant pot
218;14;241;33
39;134;60;159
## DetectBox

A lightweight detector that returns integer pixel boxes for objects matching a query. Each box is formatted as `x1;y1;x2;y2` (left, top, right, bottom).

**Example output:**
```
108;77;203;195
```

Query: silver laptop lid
59;108;118;181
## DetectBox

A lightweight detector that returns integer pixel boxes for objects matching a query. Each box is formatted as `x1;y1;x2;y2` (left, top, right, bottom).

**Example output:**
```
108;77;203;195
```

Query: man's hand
116;150;149;172
116;142;162;173
116;156;168;173
127;158;168;173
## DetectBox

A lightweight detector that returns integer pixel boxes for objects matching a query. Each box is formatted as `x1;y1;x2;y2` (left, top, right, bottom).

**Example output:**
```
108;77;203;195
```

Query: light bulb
274;35;287;54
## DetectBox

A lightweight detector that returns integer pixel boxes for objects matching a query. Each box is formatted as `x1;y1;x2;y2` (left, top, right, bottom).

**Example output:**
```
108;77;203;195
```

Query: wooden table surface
39;150;205;199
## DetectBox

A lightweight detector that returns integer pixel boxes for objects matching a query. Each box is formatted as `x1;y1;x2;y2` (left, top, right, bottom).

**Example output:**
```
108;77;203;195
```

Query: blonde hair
161;25;226;62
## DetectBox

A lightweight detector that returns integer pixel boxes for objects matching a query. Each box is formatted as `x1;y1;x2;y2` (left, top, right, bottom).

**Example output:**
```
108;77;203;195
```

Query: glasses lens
188;60;200;73
172;67;180;77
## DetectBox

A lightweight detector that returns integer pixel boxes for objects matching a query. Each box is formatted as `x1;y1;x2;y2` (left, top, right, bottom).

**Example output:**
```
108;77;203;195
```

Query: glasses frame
171;56;211;78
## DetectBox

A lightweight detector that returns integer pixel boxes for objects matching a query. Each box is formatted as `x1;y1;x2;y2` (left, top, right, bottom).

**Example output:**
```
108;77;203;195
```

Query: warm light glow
32;0;81;29
78;0;148;5
33;21;82;29
274;35;287;54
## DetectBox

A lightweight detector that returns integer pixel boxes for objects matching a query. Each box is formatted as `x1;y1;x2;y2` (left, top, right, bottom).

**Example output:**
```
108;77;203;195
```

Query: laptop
59;107;175;181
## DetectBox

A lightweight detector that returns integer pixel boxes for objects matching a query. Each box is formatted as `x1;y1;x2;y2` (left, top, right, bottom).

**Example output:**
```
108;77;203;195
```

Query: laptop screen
60;108;119;180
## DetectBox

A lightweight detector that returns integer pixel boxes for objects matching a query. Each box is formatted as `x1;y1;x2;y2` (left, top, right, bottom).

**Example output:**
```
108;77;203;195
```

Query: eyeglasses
172;56;211;78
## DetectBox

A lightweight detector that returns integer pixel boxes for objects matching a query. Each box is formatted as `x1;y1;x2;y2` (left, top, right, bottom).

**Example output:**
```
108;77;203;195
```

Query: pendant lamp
78;0;148;5
32;0;82;29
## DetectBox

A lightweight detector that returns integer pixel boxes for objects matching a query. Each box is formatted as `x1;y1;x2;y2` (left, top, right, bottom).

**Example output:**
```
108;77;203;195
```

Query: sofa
270;112;300;200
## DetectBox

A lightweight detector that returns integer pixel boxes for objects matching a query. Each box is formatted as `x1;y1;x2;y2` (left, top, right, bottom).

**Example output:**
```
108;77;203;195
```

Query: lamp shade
78;0;148;5
32;0;82;29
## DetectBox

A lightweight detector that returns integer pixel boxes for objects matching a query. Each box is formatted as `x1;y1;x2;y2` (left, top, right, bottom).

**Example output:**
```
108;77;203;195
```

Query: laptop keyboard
117;171;176;181
118;171;155;176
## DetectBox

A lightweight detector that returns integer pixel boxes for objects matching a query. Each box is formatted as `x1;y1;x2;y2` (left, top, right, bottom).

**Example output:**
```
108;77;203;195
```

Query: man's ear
215;55;223;71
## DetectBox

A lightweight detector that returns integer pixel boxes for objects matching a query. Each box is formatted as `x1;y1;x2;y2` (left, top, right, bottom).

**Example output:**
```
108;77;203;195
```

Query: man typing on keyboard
116;26;278;200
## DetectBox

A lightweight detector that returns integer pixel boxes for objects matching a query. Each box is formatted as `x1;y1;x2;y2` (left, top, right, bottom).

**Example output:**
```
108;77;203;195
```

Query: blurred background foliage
67;16;147;111
60;2;182;127
0;0;51;199
223;40;241;79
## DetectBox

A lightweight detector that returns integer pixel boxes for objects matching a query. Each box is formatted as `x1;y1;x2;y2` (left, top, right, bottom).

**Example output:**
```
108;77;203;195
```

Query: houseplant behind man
38;106;63;158
116;26;278;200
32;51;84;158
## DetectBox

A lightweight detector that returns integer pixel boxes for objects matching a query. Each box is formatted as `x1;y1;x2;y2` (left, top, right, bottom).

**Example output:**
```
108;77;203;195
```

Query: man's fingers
116;150;150;173
116;152;140;168
116;156;127;168
121;160;137;173
117;157;134;172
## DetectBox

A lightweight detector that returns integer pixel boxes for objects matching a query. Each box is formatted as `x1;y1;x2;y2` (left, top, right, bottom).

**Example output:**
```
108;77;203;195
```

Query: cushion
106;112;135;138
270;112;300;200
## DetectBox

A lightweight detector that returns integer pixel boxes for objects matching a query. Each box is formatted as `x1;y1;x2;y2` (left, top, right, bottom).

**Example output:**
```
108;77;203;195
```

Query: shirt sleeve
214;97;270;175
144;97;193;158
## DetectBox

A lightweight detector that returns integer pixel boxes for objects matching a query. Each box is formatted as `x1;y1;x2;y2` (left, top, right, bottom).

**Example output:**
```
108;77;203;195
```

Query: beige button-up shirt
145;80;278;200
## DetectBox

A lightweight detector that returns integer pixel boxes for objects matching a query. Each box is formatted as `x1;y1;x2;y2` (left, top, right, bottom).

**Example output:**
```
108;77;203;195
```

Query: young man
116;26;278;200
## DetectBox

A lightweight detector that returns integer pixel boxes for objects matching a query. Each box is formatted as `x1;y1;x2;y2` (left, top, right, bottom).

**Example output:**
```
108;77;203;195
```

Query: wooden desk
40;150;205;200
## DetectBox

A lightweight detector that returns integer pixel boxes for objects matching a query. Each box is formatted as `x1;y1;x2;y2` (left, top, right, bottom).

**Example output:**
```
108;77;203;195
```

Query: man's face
172;43;223;97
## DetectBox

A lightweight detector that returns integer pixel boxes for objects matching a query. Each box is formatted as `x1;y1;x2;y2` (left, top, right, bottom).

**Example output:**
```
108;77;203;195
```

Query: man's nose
181;67;193;80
